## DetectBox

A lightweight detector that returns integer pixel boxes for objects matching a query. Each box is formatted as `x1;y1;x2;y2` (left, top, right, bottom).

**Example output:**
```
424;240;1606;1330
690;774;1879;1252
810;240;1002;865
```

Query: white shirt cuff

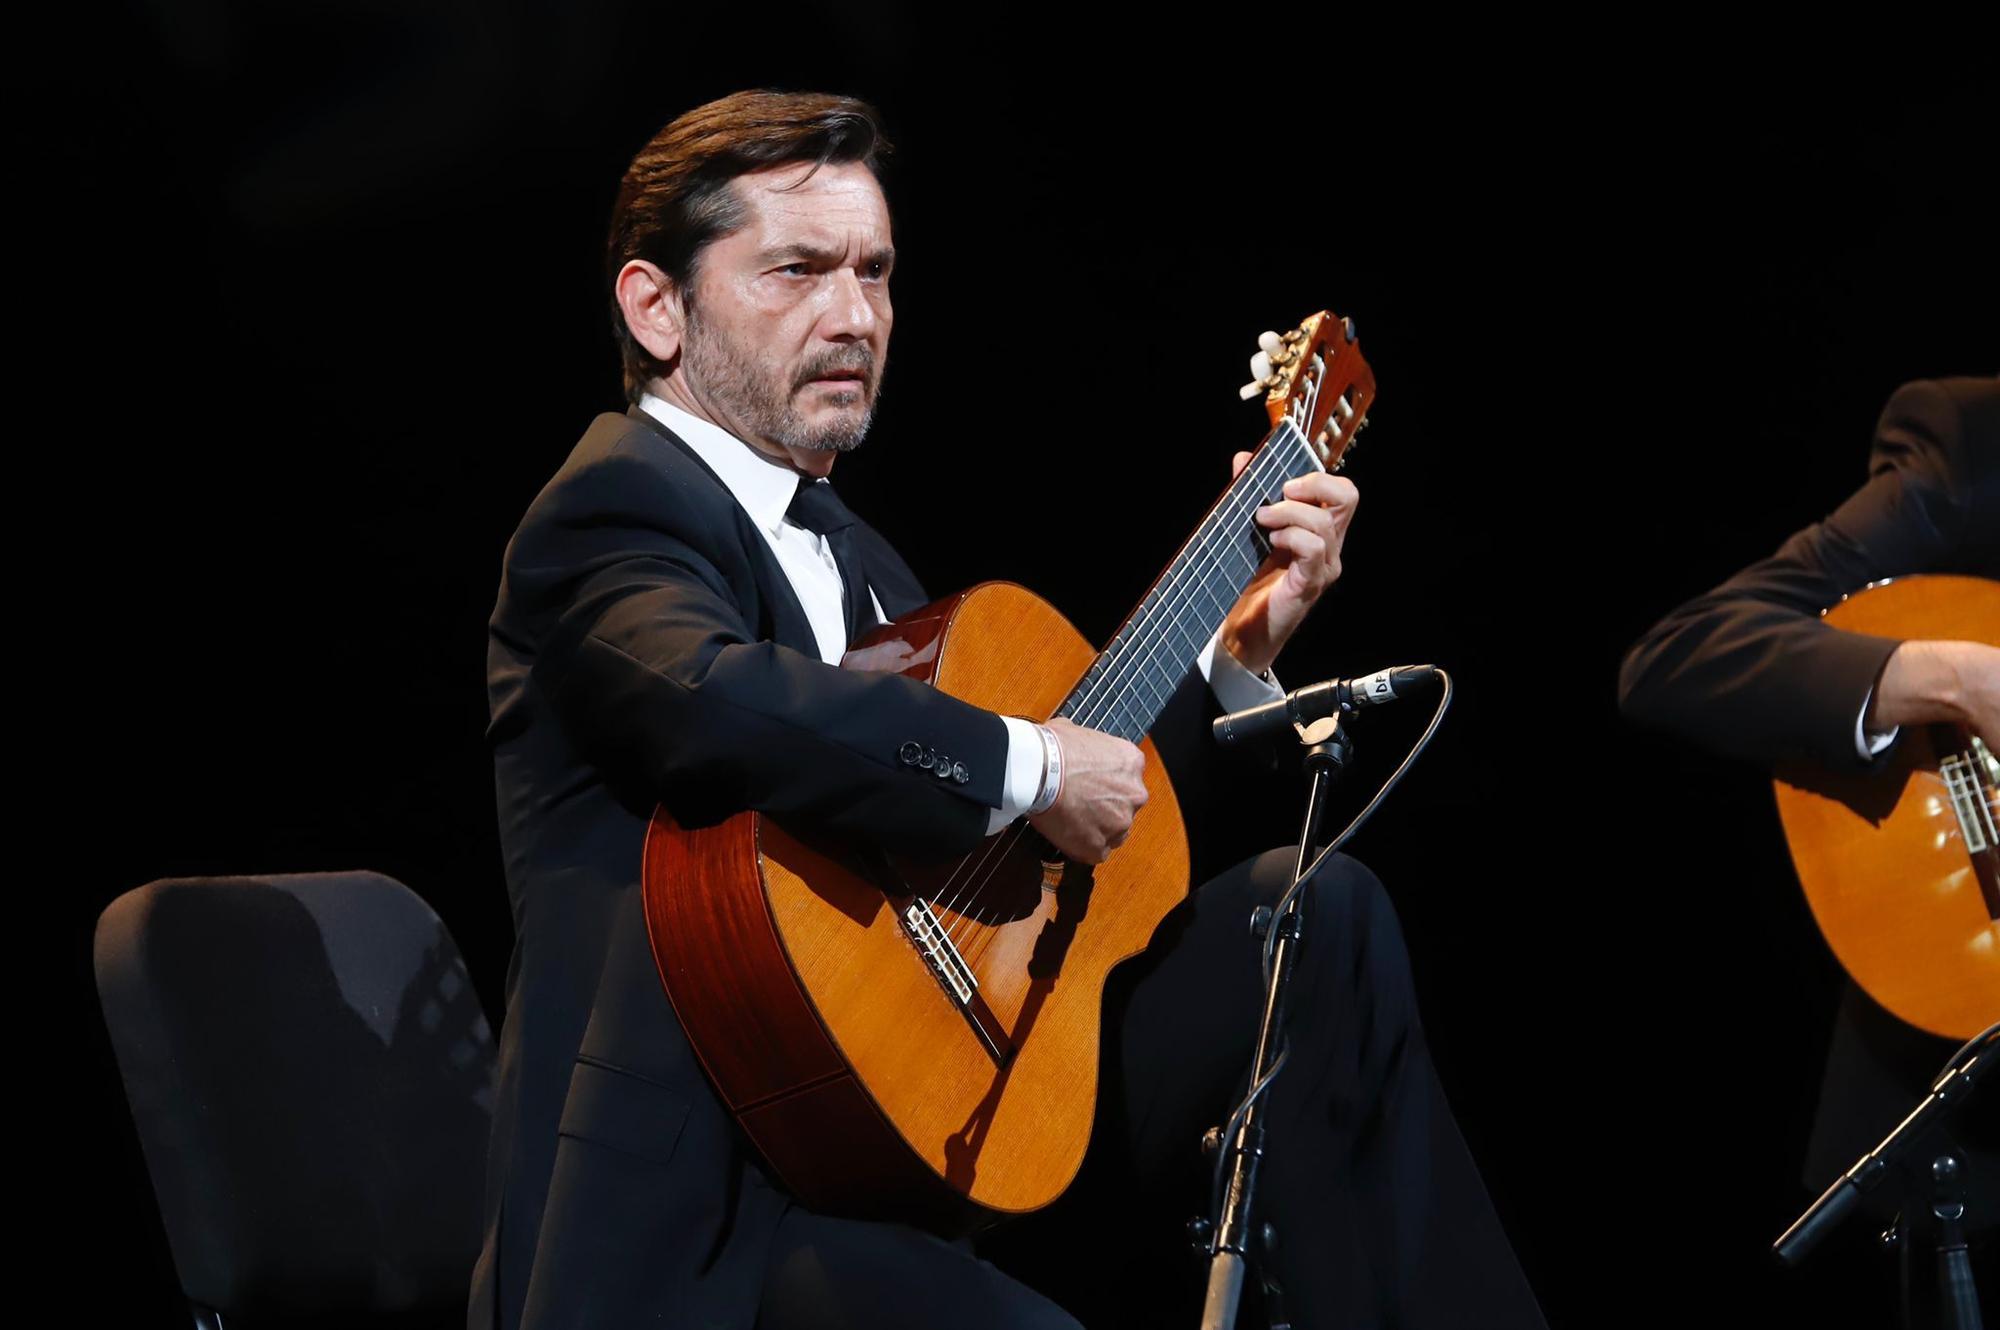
988;634;1283;835
1854;683;1899;761
1199;627;1284;715
988;715;1047;835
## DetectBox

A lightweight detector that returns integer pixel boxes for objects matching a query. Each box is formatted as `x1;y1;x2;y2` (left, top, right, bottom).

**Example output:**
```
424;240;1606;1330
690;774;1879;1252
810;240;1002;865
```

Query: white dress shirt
639;393;1286;833
1856;684;1898;760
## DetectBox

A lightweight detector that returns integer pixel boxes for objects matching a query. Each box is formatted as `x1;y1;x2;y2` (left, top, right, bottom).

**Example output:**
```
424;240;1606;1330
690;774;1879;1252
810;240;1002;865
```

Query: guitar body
642;581;1191;1229
1773;574;2000;1040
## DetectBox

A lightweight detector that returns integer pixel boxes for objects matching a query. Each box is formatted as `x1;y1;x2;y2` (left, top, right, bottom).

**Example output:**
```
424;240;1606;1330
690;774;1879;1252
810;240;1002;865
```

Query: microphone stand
1775;1022;1996;1330
1195;713;1354;1330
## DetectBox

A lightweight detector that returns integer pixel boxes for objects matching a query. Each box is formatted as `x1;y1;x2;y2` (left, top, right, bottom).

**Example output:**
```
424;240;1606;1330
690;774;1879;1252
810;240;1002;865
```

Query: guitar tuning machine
1258;331;1304;368
1240;344;1282;401
1235;326;1314;401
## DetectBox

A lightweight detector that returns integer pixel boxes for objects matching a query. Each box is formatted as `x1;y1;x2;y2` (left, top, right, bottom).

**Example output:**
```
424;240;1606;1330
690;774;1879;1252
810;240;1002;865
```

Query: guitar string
941;365;1342;963
1059;365;1336;740
930;437;1300;954
1083;412;1329;736
936;368;1336;960
928;437;1299;949
926;423;1308;941
1044;364;1336;804
932;424;1312;943
1941;749;2000;853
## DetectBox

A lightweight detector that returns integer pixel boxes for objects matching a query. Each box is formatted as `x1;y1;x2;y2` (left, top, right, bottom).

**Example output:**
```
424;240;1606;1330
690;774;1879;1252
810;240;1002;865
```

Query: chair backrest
95;872;496;1322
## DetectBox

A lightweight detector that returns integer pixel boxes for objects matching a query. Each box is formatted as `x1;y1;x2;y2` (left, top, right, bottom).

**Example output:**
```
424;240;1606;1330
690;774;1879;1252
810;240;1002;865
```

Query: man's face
676;160;894;461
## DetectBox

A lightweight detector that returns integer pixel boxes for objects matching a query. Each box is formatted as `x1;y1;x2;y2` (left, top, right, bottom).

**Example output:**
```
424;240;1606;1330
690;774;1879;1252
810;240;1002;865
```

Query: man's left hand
1219;452;1359;678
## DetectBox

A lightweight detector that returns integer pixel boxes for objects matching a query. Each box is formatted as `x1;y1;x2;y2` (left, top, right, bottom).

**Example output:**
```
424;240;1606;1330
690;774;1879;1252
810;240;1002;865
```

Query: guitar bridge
902;899;978;1005
1942;741;1998;856
852;844;1013;1065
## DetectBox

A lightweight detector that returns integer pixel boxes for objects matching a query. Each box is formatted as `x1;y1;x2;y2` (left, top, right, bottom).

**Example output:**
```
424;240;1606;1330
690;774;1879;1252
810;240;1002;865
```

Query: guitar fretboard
1056;418;1326;740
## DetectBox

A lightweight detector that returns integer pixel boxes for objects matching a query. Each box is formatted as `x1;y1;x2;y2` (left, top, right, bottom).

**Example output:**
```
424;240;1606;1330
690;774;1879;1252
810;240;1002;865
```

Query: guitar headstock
1238;310;1376;469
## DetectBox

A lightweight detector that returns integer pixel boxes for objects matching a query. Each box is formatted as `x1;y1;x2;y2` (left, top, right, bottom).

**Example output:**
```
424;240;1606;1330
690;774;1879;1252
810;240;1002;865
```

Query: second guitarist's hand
1220;451;1360;678
1028;718;1147;864
1867;638;2000;749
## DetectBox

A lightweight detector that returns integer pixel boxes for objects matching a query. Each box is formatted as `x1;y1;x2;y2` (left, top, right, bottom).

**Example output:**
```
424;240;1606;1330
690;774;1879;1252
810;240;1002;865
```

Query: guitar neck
1056;418;1327;740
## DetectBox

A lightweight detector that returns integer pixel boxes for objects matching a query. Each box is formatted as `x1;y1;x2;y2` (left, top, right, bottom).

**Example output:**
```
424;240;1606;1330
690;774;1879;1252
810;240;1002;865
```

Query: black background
34;8;1998;1326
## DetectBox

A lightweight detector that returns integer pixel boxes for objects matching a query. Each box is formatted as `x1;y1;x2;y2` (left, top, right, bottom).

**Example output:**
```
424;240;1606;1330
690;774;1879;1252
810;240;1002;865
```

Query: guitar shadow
1776;724;1955;825
942;860;1093;1191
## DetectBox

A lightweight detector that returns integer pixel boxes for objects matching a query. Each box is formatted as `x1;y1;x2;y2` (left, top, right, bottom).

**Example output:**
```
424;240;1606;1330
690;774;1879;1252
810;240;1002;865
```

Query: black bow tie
786;479;875;644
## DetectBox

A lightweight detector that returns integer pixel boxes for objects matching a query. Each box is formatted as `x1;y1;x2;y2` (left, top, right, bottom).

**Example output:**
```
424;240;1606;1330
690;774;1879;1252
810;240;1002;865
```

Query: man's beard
681;308;881;454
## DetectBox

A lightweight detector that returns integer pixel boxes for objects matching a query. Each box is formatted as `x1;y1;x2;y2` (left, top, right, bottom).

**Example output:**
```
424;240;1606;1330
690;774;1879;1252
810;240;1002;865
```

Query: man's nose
818;268;881;340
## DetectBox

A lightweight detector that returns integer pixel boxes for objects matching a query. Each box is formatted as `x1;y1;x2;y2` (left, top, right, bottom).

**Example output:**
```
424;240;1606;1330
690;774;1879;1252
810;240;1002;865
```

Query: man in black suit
472;90;1543;1330
1618;376;1998;1287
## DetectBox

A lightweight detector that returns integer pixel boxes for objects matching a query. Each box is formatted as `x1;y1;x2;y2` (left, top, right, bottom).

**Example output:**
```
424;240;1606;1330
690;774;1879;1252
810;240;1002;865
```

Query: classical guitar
1772;574;2000;1040
641;311;1374;1229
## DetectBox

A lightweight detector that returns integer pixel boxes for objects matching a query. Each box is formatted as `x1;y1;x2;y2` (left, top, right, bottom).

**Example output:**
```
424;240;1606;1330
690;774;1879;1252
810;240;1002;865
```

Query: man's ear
615;259;685;366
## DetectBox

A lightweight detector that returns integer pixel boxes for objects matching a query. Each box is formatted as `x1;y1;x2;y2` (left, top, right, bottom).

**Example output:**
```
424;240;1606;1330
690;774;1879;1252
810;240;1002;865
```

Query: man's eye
780;262;812;277
864;262;888;281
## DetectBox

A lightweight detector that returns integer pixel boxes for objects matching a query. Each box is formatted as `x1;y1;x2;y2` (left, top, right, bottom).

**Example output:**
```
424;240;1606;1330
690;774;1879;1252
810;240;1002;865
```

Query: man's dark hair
606;89;893;404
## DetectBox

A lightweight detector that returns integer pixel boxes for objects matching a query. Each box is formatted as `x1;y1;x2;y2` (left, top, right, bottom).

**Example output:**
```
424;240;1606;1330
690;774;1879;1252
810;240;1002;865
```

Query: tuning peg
1250;351;1274;384
1238;380;1266;401
1256;330;1284;357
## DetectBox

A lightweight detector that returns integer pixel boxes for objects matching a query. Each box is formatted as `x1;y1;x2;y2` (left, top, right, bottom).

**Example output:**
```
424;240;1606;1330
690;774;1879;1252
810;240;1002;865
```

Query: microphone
1212;665;1438;748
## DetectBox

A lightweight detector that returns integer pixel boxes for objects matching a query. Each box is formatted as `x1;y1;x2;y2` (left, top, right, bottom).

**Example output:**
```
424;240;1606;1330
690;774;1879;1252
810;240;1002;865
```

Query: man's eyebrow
756;243;897;269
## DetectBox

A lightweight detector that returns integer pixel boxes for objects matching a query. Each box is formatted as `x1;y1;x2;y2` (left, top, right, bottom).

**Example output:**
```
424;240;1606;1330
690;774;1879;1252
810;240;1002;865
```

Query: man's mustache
794;352;877;391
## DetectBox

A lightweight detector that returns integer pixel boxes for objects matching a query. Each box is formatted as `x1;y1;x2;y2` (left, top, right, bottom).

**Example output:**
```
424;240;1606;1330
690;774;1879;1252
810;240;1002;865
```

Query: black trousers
756;848;1546;1330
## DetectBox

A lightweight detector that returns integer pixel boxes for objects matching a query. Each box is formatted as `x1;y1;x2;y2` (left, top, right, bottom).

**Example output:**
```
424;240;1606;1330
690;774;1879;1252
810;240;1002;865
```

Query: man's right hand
1868;638;2000;749
1028;718;1149;864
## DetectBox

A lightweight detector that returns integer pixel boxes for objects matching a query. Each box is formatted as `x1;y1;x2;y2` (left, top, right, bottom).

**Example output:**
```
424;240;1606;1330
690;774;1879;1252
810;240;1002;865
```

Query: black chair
95;872;496;1329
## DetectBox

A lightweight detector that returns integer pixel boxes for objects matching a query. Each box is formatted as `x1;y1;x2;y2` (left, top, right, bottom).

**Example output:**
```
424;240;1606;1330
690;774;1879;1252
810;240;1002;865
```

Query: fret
1061;421;1326;741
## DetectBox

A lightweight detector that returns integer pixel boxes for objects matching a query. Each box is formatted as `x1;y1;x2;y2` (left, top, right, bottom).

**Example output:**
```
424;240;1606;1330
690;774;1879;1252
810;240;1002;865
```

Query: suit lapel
622;406;824;657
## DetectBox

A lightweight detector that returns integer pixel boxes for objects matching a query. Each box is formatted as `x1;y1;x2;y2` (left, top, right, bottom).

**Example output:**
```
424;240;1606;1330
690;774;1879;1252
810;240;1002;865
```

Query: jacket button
898;741;922;766
951;762;969;784
920;747;937;770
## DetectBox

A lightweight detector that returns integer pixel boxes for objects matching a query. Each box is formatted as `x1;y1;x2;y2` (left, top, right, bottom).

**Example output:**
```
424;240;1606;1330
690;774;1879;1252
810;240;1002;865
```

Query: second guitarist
1618;377;1999;1207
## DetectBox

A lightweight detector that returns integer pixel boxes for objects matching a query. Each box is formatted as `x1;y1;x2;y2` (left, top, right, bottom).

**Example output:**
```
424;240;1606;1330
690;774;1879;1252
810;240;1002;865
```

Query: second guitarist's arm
1617;377;1997;769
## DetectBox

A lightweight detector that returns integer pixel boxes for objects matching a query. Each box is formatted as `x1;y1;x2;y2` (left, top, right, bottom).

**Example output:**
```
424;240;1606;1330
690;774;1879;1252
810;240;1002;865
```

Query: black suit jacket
471;406;1287;1330
1618;376;2000;768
